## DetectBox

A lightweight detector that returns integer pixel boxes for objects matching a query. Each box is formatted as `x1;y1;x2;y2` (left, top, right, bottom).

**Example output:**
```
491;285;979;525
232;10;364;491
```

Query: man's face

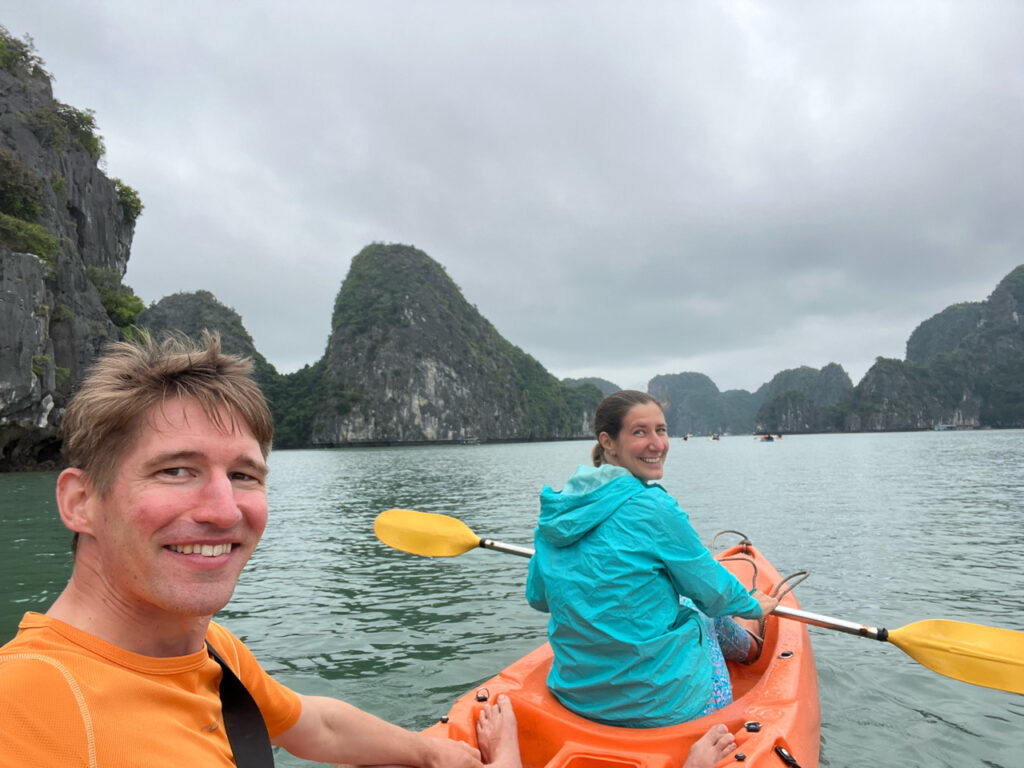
79;397;269;620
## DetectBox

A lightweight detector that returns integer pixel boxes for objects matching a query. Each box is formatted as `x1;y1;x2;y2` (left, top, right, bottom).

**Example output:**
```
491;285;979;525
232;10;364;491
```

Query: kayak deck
423;543;820;768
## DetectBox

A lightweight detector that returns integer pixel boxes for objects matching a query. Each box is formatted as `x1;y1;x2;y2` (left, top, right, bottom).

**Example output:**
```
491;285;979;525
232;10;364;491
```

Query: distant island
1;26;1022;470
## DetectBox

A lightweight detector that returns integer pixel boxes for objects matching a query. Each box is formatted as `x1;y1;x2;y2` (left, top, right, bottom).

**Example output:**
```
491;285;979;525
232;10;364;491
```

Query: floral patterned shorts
700;612;752;716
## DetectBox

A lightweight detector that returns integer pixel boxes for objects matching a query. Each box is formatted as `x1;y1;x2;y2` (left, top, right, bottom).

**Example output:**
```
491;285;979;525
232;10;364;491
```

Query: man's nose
193;475;243;527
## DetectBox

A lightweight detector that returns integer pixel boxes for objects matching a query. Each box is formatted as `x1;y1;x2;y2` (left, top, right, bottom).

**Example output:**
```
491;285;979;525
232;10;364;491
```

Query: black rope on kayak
770;570;809;602
719;555;759;592
711;529;753;556
710;528;810;602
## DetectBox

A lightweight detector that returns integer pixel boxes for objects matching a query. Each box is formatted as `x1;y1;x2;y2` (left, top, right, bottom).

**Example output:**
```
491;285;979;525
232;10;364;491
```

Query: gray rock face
842;358;983;432
652;363;855;436
906;303;985;364
1;253;52;416
0;251;59;466
752;363;854;434
649;372;730;436
844;266;1023;432
311;243;595;445
0;61;134;470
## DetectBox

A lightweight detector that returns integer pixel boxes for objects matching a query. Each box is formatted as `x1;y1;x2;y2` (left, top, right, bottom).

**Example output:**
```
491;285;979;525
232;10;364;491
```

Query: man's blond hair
61;329;273;495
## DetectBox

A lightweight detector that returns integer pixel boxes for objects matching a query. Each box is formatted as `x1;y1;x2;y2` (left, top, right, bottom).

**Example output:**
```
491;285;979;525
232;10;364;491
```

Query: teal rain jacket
526;464;761;727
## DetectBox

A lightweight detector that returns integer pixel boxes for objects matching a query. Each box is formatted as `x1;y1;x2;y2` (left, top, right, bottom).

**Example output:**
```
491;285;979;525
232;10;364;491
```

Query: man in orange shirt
0;331;520;768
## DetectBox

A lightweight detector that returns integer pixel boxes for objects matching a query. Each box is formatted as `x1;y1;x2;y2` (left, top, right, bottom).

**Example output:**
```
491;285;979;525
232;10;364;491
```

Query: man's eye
160;467;189;477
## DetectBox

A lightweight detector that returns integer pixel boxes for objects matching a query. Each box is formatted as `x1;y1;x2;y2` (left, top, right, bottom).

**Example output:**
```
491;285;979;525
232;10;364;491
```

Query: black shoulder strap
206;641;275;767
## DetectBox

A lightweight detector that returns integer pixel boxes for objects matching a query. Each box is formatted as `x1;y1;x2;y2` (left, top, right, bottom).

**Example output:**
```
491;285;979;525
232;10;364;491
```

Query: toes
713;733;737;756
495;694;513;716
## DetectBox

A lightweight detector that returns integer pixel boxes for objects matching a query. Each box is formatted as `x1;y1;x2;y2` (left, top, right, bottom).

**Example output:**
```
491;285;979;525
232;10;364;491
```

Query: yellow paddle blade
374;509;482;557
887;619;1024;694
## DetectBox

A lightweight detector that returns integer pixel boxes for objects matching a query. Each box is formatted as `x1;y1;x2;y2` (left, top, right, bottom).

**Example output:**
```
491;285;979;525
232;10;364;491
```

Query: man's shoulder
1;616;84;685
0;654;93;767
0;642;88;714
0;617;61;671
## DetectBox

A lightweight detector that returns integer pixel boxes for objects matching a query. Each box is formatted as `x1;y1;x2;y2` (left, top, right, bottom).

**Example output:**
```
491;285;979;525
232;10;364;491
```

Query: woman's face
600;401;670;481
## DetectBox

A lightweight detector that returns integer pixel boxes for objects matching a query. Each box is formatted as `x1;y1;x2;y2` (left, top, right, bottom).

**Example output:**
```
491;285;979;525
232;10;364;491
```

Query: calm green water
2;431;1022;767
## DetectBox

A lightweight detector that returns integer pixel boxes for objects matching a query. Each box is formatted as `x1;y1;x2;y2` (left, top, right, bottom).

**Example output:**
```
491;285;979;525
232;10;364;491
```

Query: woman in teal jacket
526;390;777;728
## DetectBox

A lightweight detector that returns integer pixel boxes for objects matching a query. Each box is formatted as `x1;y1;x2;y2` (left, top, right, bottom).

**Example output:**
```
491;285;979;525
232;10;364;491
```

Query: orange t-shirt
0;613;302;768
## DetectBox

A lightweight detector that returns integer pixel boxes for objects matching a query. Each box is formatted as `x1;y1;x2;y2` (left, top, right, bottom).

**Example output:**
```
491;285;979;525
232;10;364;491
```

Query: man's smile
166;543;237;557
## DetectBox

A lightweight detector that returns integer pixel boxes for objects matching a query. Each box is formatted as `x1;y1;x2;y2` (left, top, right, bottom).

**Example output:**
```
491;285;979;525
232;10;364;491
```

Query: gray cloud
6;1;1022;392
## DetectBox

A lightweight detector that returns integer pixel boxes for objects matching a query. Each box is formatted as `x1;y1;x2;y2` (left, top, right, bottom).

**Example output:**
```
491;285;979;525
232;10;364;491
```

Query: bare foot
475;694;522;768
684;724;736;768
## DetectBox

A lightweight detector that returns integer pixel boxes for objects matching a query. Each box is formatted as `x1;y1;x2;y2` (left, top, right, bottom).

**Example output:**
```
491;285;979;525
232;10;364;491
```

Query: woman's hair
591;390;660;466
61;329;274;495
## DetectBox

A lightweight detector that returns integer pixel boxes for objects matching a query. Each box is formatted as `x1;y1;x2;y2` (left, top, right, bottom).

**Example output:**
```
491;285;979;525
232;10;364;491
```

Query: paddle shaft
480;539;534;558
775;605;888;641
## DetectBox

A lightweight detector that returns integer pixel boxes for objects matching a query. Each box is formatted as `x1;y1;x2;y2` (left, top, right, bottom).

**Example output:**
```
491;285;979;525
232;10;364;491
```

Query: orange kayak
423;542;820;768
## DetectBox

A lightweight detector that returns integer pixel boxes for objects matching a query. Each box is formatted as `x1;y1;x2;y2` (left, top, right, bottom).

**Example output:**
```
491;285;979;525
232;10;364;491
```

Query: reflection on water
2;431;1021;767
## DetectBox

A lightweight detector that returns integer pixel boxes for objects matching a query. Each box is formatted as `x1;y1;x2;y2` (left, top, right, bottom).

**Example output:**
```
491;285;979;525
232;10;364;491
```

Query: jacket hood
537;464;650;547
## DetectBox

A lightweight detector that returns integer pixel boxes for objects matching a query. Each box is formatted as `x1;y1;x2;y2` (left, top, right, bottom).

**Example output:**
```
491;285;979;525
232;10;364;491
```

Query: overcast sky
6;2;1023;392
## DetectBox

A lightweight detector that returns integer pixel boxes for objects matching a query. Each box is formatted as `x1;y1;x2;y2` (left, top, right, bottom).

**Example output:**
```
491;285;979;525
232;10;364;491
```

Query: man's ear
56;468;96;534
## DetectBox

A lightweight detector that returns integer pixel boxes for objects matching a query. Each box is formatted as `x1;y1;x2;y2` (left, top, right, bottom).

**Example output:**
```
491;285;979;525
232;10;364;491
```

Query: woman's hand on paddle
753;590;779;617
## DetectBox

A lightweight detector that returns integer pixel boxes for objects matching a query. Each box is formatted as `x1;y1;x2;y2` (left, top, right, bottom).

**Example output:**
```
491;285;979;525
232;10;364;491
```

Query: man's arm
272;693;484;768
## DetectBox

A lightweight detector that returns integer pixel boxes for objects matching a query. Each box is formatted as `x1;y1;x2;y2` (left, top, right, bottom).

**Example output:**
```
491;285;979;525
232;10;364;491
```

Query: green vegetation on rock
31;354;50;377
0;147;44;220
563;377;621;397
0;145;57;262
0;212;59;263
111;178;144;225
0;26;48;80
86;267;145;331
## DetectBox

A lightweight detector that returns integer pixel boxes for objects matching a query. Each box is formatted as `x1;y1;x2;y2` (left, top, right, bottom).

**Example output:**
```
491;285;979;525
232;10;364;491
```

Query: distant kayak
423;540;821;767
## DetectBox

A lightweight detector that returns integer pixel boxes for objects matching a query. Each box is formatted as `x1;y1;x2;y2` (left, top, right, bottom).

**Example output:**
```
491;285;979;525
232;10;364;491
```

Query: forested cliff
652;267;1023;436
311;244;599;445
839;265;1024;431
0;28;142;469
650;363;854;436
